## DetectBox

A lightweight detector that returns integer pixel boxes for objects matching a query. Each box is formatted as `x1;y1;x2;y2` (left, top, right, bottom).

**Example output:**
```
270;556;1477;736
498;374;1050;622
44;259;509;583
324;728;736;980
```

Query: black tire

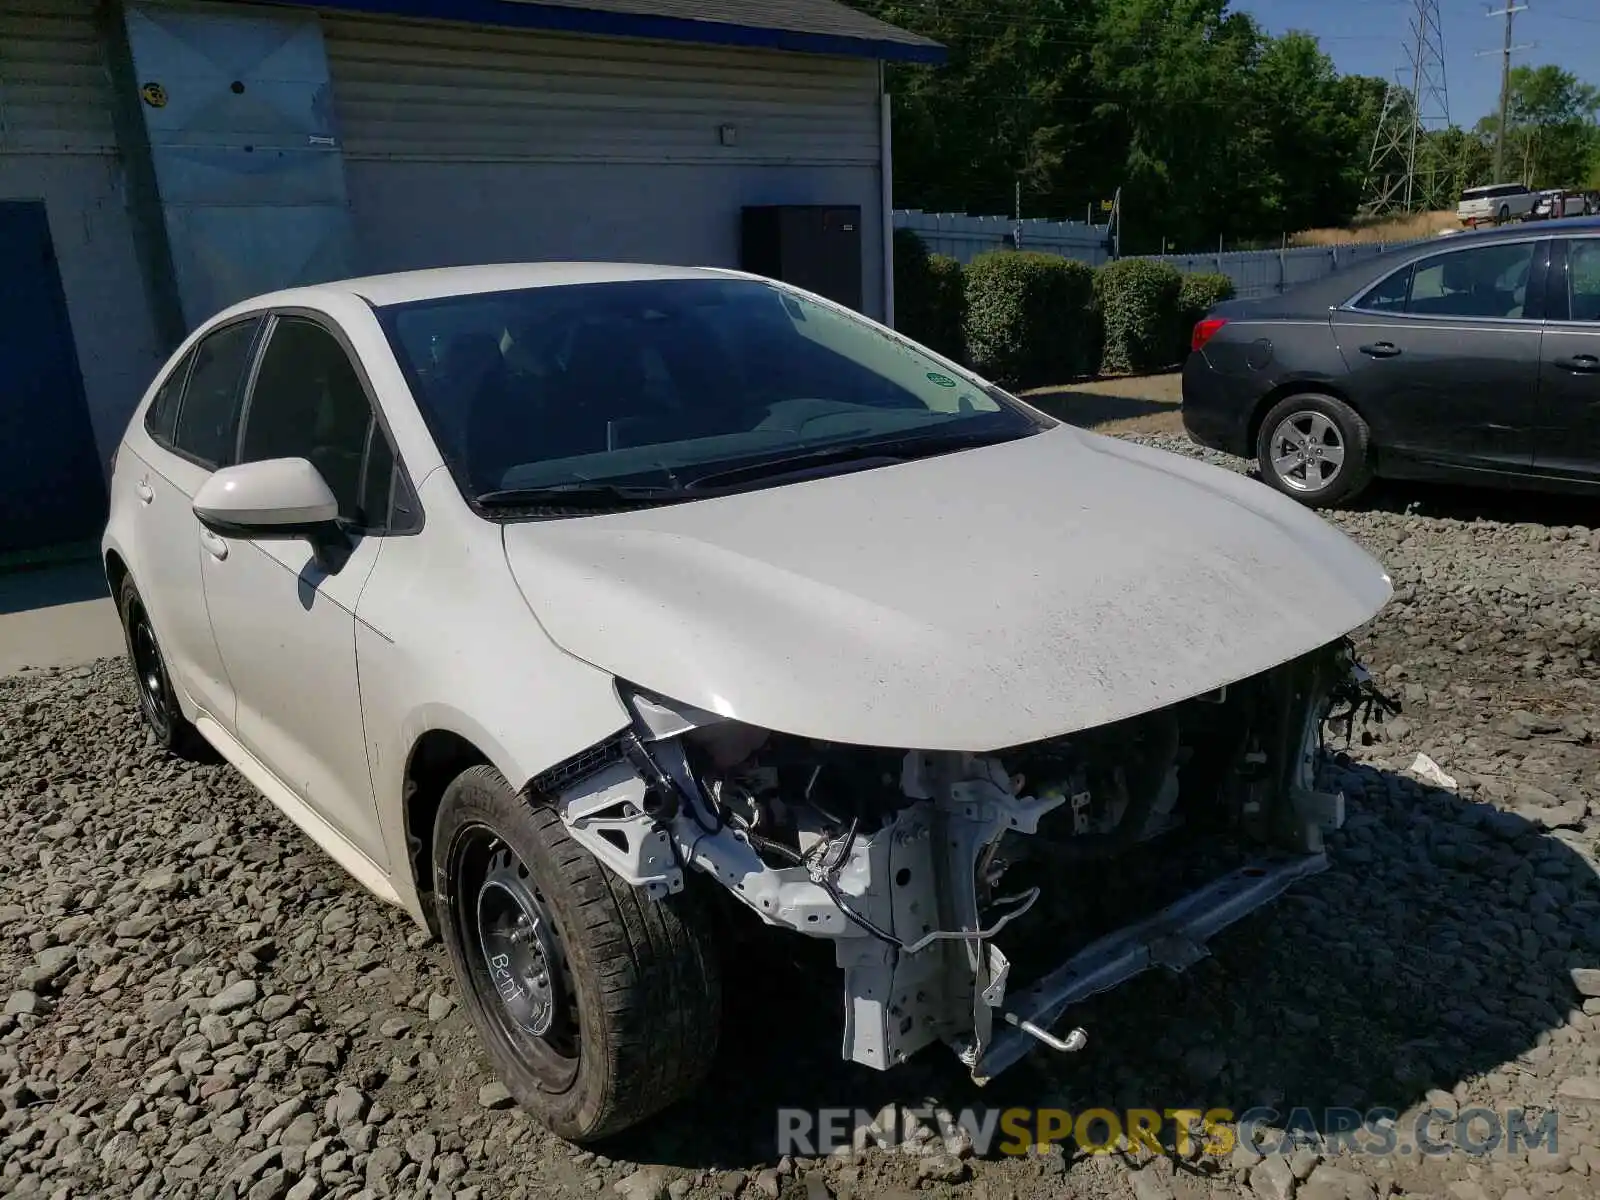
1498;204;1511;224
1255;393;1374;509
432;764;721;1144
116;574;206;758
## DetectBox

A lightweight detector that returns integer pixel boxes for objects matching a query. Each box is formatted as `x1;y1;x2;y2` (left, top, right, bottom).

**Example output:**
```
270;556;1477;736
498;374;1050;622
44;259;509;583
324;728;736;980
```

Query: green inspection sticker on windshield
927;371;958;387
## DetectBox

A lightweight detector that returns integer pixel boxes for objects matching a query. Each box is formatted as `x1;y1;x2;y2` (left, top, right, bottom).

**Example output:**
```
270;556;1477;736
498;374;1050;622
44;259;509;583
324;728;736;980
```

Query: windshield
374;276;1046;505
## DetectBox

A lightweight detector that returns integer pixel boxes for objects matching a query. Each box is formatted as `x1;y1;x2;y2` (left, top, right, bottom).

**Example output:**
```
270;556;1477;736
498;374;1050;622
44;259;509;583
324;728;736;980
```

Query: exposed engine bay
536;637;1394;1081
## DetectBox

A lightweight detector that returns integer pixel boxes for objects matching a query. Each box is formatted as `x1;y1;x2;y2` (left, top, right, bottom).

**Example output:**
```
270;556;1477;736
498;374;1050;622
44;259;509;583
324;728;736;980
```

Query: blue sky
1234;0;1600;126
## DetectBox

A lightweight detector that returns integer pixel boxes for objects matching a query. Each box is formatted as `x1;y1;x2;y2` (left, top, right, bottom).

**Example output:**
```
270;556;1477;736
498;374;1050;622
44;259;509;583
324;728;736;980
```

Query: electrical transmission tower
1361;0;1452;216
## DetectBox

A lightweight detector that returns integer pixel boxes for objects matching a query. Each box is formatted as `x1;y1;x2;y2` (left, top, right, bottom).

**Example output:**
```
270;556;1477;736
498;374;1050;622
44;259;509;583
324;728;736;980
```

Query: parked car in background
1457;182;1537;226
1531;189;1596;220
103;261;1393;1143
1182;215;1600;507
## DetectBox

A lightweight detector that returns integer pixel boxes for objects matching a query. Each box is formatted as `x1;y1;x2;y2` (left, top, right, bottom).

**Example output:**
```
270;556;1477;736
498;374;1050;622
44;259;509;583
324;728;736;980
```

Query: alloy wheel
1267;410;1346;494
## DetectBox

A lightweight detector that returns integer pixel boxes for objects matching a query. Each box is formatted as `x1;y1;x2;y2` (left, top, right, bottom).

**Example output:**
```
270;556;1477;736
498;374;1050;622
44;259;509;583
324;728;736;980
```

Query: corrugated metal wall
321;15;881;166
0;0;889;489
0;0;165;471
0;0;118;153
319;13;886;319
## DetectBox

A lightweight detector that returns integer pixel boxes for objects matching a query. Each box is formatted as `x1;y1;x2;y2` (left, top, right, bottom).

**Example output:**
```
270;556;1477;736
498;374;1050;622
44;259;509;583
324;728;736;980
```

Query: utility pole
1480;3;1532;182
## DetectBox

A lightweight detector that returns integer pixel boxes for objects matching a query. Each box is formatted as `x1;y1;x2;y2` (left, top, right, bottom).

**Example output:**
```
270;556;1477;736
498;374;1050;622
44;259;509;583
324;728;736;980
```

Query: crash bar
971;851;1329;1084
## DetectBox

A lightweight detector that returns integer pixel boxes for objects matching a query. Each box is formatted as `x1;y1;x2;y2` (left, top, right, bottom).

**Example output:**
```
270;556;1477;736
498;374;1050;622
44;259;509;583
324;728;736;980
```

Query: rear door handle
200;529;229;561
1553;354;1600;374
135;479;154;505
1359;342;1402;358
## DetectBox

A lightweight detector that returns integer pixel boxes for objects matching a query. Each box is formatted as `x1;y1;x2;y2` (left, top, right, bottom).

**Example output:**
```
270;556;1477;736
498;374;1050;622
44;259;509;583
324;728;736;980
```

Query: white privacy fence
893;210;1437;300
1141;240;1436;299
894;210;1112;265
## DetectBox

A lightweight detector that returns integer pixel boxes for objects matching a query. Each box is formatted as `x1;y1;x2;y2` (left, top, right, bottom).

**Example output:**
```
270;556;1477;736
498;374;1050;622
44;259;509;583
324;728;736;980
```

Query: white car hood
501;425;1392;751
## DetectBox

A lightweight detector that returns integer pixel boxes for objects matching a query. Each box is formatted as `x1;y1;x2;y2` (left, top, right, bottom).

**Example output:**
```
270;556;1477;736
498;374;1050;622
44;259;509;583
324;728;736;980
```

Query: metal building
0;0;942;553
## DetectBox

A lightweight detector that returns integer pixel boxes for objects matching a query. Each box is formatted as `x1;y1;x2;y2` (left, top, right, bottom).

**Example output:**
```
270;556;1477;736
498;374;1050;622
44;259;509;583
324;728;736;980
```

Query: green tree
1248;35;1379;232
862;1;1105;218
1476;65;1600;187
850;4;1600;249
1085;0;1267;251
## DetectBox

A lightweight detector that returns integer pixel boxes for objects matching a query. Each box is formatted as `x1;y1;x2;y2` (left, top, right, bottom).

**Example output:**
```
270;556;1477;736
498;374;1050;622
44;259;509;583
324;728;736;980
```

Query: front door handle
1359;342;1402;358
135;479;154;505
200;529;229;561
1553;354;1600;374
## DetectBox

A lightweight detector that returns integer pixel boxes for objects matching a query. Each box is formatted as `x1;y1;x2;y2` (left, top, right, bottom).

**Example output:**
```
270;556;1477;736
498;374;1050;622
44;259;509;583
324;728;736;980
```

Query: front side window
1569;240;1600;322
238;316;393;529
375;276;1046;504
171;318;262;468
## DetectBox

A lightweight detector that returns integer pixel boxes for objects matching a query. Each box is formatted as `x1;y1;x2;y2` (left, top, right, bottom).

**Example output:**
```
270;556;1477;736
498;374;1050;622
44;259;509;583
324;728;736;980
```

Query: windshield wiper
472;483;690;509
681;430;1018;492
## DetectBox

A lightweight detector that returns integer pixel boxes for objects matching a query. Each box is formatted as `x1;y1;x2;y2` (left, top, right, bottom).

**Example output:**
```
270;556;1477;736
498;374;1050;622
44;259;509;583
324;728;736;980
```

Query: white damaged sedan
101;263;1393;1142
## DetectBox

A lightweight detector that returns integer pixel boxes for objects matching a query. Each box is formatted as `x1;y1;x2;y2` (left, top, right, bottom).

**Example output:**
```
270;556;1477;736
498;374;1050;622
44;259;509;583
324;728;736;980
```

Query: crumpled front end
527;637;1395;1081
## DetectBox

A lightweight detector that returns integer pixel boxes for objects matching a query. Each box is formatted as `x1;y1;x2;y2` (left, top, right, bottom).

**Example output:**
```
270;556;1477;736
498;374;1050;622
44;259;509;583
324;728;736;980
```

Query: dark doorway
0;200;108;554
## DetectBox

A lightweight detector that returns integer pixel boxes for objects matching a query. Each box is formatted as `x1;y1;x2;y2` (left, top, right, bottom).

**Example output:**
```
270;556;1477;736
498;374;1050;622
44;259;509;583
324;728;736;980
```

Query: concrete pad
0;561;124;677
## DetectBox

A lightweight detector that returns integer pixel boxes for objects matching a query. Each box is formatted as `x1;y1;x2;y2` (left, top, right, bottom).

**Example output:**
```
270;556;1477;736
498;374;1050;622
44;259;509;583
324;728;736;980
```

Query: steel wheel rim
126;599;169;730
454;826;580;1086
1268;410;1346;493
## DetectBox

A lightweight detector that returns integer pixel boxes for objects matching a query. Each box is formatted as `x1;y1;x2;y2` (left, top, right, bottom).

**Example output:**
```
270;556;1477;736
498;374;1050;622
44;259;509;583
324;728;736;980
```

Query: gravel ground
3;432;1600;1200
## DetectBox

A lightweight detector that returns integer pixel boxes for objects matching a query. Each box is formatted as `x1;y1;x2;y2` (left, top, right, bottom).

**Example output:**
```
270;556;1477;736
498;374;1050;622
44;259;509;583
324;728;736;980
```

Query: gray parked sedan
1181;215;1600;507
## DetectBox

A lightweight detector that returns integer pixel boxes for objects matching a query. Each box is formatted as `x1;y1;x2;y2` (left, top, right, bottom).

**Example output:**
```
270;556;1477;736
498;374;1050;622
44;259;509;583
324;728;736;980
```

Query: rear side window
1356;243;1537;320
143;350;195;448
171;318;261;469
1407;243;1537;320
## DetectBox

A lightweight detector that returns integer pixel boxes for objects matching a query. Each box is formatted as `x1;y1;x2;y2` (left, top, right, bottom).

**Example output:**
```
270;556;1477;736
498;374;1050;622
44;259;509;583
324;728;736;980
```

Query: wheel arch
104;548;130;598
401;727;494;936
1248;379;1370;457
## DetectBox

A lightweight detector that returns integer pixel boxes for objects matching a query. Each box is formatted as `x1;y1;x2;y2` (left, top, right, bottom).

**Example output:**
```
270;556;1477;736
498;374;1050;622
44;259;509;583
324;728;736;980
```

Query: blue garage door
0;201;108;554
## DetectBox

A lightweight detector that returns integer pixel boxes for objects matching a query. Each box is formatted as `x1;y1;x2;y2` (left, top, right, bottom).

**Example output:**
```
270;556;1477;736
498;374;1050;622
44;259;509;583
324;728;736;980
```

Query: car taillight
1191;317;1228;352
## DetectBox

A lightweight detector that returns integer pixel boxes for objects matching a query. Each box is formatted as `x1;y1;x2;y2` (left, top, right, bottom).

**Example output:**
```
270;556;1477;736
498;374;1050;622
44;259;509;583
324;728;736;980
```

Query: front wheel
432;765;722;1143
1255;393;1374;508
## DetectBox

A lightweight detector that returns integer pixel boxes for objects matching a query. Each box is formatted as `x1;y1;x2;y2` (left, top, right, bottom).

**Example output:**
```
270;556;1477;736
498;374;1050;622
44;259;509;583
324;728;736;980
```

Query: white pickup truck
1457;182;1538;226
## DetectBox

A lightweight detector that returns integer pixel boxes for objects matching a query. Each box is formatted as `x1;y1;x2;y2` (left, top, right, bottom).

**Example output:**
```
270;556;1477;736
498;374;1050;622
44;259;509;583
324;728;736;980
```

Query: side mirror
192;457;350;570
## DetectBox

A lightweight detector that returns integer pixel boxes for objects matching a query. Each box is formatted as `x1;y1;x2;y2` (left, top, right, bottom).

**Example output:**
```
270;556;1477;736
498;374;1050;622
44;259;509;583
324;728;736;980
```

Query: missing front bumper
969;851;1329;1084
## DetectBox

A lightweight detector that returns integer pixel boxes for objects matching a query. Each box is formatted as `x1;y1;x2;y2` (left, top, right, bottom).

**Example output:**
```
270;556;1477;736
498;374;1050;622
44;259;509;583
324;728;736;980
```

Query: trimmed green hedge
892;228;967;363
963;251;1098;389
896;236;1240;385
1176;272;1237;358
1095;258;1184;375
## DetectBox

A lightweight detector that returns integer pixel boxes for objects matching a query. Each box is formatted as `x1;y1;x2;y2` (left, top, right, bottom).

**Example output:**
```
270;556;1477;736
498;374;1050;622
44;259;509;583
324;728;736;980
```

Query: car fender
353;469;633;919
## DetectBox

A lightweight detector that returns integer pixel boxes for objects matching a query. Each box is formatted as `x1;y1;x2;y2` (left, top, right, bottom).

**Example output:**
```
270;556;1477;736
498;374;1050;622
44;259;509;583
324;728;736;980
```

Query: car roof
1444;213;1600;240
210;261;763;319
1219;215;1600;317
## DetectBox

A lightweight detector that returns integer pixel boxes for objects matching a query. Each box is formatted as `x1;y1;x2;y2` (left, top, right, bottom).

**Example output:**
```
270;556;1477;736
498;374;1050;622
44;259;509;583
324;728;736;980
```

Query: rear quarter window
1357;265;1413;313
143;350;195;448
